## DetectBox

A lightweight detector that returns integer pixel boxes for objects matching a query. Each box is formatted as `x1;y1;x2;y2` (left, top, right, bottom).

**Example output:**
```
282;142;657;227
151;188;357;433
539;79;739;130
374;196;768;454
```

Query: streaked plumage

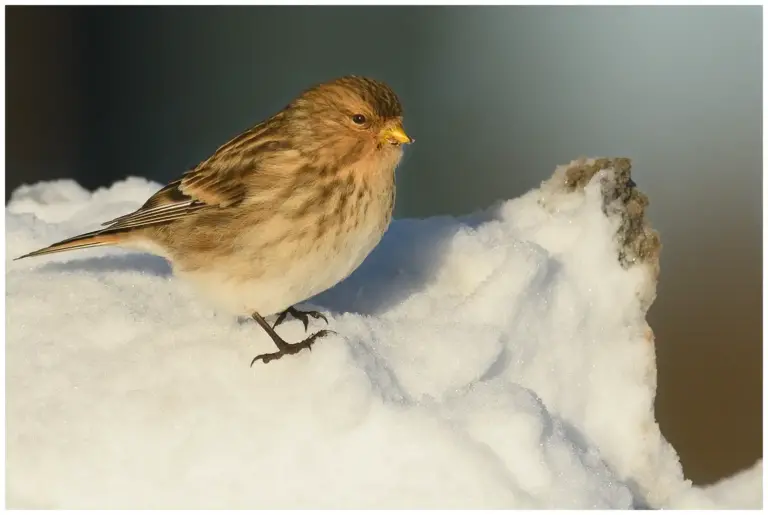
16;75;413;364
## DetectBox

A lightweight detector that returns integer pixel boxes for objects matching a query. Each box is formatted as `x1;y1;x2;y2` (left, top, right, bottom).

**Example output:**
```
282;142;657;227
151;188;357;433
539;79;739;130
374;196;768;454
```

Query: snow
5;158;762;509
666;459;763;510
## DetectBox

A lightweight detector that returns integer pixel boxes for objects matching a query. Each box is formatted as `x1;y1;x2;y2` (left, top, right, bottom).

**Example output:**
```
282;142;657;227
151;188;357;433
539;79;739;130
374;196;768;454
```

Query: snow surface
6;160;762;509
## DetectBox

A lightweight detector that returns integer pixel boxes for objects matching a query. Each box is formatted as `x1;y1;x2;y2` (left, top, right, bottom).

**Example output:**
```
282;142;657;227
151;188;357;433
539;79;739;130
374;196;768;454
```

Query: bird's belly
175;218;386;317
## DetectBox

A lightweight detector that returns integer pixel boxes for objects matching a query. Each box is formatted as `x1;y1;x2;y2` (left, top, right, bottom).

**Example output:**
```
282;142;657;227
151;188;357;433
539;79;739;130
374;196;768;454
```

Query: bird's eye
352;114;367;125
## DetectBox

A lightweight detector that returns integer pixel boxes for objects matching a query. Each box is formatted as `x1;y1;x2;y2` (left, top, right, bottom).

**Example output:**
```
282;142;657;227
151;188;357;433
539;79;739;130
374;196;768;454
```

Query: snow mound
6;158;761;509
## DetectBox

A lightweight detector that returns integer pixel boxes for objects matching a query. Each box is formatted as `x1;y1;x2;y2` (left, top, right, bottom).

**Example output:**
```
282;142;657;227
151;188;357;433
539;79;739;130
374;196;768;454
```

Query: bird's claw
250;329;335;366
272;306;329;332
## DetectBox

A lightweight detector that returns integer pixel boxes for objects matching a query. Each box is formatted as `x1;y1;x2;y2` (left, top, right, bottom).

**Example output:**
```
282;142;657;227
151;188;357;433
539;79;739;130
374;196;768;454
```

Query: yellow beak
381;124;414;145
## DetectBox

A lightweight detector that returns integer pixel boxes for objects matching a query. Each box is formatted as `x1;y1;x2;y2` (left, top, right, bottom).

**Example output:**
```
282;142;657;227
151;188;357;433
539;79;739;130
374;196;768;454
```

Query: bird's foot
272;306;328;331
250;329;335;366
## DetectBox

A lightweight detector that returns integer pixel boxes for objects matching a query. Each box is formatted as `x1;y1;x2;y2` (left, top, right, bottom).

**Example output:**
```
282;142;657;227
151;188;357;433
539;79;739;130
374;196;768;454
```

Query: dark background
6;5;762;485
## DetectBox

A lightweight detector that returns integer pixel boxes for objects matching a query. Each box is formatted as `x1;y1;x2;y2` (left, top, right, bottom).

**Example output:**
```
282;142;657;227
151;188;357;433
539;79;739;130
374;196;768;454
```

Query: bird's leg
272;306;329;331
250;312;334;366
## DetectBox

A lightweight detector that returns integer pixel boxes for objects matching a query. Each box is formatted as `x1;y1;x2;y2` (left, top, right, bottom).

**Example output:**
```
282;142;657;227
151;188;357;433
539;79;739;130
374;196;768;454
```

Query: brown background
6;6;762;485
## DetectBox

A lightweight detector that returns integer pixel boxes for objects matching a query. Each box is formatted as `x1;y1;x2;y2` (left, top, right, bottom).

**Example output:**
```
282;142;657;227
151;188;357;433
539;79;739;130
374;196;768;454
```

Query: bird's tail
14;228;127;261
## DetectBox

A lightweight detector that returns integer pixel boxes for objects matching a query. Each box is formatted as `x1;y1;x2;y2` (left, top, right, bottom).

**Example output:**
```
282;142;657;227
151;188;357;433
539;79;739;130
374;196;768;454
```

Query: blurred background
6;5;762;485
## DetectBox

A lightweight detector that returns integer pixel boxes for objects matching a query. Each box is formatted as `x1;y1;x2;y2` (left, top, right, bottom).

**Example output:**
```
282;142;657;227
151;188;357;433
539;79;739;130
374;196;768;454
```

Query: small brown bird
16;75;413;365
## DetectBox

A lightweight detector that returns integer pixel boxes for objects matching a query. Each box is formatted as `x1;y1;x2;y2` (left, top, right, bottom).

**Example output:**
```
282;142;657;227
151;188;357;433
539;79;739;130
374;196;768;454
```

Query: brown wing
99;179;208;231
100;124;273;232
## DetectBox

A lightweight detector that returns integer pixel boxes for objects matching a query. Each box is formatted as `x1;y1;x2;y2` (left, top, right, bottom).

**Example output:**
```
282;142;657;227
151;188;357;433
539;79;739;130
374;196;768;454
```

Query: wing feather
98;122;280;232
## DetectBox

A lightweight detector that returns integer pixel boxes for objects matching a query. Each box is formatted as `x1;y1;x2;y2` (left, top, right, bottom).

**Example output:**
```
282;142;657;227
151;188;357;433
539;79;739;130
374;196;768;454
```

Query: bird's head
284;75;413;168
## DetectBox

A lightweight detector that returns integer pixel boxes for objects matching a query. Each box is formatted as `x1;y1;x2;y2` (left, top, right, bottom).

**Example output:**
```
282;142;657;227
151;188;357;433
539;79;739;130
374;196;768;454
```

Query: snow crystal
5;159;761;509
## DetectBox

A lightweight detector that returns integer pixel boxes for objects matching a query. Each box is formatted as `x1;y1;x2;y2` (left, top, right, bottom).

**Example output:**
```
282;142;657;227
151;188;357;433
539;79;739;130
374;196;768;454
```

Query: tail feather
14;229;124;261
